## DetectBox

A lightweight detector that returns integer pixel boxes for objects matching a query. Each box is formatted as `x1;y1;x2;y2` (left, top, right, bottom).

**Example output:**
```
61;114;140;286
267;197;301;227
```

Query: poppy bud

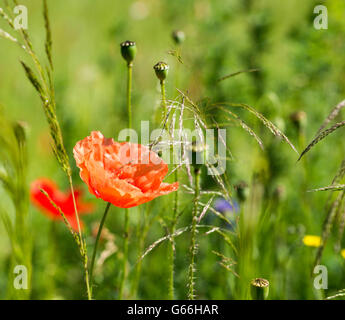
120;40;137;65
13;121;27;147
153;61;169;81
172;30;185;45
235;181;249;203
273;184;286;202
290;111;307;130
250;278;269;300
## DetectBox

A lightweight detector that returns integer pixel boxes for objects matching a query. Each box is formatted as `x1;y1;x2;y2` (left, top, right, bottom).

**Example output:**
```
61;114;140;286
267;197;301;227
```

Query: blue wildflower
206;198;240;230
214;198;239;214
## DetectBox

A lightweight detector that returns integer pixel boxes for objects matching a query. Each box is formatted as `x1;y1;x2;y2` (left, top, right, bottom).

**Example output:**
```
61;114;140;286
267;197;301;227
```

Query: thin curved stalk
89;202;111;294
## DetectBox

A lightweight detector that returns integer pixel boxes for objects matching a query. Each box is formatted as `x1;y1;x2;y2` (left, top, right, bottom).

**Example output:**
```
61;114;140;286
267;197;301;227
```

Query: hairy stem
160;80;167;122
132;203;151;298
168;220;176;299
127;63;133;131
188;167;201;300
168;165;179;299
118;58;133;299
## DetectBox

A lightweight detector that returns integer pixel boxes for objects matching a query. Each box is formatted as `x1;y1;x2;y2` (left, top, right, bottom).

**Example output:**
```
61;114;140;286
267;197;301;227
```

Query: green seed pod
153;61;169;81
290;111;307;130
120;40;137;65
172;30;185;45
235;181;249;203
273;184;286;202
13;121;27;147
250;278;269;300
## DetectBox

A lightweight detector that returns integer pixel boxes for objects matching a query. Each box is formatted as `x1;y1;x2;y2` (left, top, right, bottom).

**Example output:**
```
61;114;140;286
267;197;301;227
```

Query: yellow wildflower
303;235;322;248
341;249;345;259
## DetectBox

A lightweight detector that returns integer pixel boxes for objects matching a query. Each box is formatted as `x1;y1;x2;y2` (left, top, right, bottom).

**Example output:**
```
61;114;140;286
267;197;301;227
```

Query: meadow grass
0;0;345;300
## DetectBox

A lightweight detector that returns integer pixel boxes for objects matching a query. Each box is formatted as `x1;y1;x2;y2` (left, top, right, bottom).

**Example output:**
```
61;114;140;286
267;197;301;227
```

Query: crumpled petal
73;131;179;208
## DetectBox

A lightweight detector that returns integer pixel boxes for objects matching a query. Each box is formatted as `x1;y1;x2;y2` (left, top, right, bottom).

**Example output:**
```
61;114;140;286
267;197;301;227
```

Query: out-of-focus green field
1;0;345;299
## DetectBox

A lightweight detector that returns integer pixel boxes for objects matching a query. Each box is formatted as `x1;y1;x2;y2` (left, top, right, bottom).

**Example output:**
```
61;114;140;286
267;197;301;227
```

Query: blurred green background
0;0;345;299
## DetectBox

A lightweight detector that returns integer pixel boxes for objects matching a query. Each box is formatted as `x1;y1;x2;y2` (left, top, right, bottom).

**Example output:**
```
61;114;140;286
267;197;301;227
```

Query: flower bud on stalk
273;184;286;202
235;181;249;203
153;61;169;82
290;111;307;131
153;62;169;123
171;30;185;45
13;121;27;147
120;40;136;132
120;40;137;66
250;278;269;300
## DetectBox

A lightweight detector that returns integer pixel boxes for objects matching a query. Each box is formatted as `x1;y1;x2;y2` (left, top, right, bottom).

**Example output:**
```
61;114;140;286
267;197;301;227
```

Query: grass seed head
235;181;249;203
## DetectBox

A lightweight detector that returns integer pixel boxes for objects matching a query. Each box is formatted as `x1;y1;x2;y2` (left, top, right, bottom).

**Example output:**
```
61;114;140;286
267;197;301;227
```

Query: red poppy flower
30;178;94;230
73;131;179;208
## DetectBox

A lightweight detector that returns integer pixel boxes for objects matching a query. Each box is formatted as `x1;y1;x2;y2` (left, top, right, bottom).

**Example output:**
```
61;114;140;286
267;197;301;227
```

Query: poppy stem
160;80;167;123
119;208;130;299
188;167;201;300
119;51;132;299
168;167;179;300
168;219;176;299
89;201;111;295
131;203;151;297
127;62;133;132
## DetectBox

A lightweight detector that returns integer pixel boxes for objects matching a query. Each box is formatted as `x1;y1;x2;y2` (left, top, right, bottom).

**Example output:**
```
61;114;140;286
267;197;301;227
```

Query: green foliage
0;0;344;300
0;110;31;299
